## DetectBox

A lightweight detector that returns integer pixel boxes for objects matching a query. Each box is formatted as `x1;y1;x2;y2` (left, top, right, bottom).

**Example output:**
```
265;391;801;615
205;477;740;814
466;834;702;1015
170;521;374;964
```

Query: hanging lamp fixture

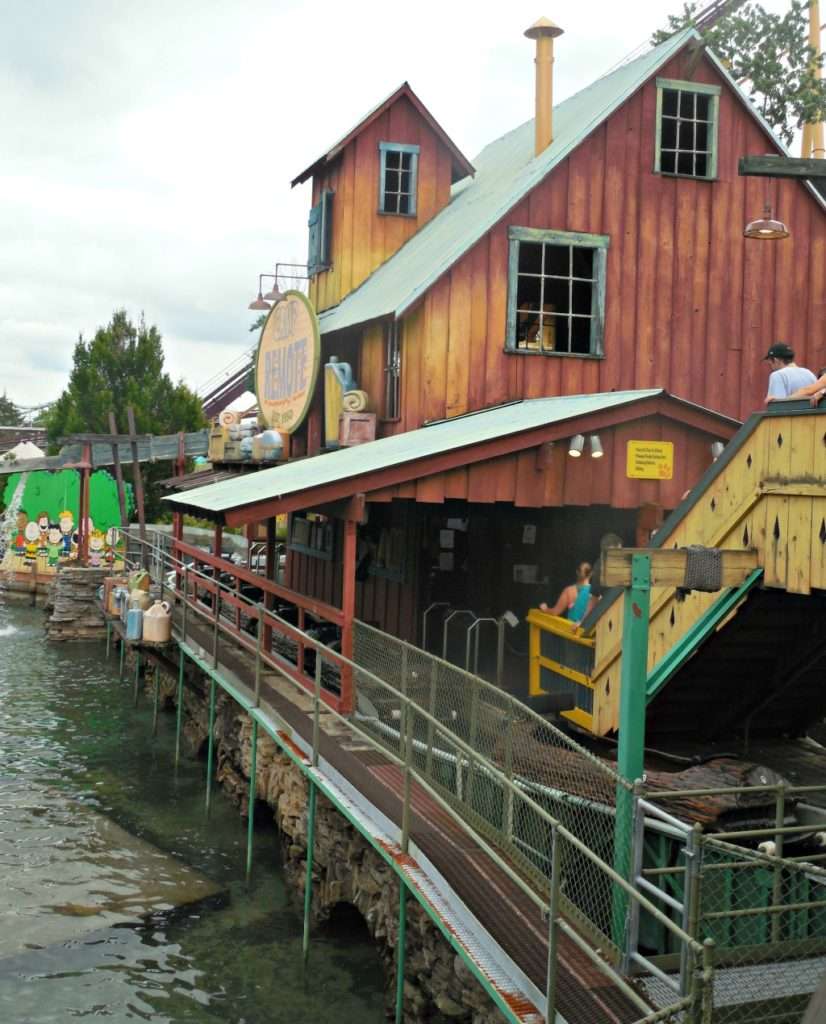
744;203;789;240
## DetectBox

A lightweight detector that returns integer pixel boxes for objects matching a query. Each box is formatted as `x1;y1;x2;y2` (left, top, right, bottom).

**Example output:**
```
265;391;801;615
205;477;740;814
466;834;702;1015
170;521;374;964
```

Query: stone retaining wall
134;650;508;1024
45;567;109;641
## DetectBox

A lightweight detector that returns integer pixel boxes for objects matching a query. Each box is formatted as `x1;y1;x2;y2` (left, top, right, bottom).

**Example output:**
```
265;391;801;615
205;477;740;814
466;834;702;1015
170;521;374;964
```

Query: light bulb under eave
263;282;285;303
568;434;585;457
248;292;271;311
589;434;604;458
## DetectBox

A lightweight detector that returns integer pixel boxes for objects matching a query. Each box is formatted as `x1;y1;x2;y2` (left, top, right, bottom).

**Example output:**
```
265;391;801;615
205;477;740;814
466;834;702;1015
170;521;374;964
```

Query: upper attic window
308;189;333;277
655;78;720;180
379;142;419;216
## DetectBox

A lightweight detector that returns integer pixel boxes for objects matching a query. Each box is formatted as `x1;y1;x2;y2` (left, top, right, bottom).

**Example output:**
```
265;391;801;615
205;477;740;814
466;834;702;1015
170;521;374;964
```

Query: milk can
143;600;172;644
126;607;143;642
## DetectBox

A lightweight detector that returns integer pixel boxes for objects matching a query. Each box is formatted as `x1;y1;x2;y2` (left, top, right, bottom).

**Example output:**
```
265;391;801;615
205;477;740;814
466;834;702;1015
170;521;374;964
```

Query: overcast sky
0;0;796;411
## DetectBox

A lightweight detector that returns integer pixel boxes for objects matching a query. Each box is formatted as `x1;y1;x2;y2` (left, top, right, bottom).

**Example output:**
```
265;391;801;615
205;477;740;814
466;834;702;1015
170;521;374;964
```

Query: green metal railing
118;527;709;1024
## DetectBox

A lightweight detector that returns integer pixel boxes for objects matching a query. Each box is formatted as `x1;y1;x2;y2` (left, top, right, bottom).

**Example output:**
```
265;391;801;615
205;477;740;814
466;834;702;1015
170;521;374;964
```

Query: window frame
378;142;420;217
505;227;610;359
382;320;402;421
654;77;721;182
307;189;334;277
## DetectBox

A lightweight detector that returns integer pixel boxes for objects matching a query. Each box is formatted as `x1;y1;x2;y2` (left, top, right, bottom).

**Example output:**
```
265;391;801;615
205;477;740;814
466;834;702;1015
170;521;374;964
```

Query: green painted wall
2;470;134;531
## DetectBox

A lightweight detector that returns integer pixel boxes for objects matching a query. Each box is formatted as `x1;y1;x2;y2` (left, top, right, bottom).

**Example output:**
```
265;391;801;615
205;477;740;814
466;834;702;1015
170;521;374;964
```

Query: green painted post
302;779;317;966
119;636;125;682
545;824;561;1022
175;647;185;767
133;651;141;707
612;552;651;947
246;718;258;881
106;619;111;658
312;652;322;768
152;664;160;736
395;881;408;1024
206;676;216;815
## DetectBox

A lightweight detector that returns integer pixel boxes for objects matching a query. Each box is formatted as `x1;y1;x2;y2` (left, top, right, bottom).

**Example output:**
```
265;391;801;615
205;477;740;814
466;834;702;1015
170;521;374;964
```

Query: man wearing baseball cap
764;343;816;404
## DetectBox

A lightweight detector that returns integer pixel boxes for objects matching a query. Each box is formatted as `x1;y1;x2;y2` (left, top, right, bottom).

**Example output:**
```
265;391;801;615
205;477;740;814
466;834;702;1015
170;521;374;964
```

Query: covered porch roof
163;390;739;527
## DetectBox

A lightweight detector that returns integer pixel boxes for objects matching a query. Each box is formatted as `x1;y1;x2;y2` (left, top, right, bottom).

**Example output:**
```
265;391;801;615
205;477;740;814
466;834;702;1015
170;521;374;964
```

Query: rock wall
136;652;508;1024
45;567;109;641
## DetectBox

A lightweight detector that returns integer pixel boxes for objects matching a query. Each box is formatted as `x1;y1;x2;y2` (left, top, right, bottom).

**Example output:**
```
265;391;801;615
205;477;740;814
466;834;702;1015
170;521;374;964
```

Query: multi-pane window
506;228;609;356
379;142;419;216
655;78;720;180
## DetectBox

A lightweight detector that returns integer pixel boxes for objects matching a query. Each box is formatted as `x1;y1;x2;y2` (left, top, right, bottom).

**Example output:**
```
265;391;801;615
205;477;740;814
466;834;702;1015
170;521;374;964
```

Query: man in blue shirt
764;343;816;404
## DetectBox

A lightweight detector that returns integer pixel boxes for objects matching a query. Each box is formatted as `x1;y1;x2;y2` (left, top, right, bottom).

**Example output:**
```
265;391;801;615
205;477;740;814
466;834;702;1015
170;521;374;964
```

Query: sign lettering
255;292;321;433
626;440;674;480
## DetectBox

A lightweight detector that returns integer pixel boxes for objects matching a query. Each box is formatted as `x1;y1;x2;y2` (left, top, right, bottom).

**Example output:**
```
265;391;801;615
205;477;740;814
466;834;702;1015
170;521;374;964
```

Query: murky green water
0;605;387;1023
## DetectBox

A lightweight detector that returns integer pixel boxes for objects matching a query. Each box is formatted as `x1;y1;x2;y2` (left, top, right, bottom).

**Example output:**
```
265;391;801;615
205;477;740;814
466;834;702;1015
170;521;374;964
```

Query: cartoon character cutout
46;524;62;569
59;510;75;558
13;511;27;556
23;521;40;565
36;511;49;552
88;529;105;567
104;527;120;566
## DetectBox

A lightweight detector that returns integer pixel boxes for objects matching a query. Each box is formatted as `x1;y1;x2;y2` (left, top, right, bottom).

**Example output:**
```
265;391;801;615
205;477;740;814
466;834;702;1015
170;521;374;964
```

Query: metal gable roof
163;388;737;517
317;27;700;337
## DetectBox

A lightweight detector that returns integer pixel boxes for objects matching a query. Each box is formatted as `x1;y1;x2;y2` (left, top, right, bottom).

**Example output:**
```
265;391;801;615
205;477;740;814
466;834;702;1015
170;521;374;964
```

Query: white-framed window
378;142;419;216
654;78;720;180
506;228;609;357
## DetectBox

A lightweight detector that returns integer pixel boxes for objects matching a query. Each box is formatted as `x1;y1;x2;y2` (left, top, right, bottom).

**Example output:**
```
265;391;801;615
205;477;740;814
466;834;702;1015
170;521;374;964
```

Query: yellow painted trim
526;608;595;647
538;657;594;688
561;708;594;731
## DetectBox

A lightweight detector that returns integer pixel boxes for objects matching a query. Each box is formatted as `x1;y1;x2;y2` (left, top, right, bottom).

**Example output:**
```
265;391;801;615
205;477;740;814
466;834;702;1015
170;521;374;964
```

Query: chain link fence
353;619;632;955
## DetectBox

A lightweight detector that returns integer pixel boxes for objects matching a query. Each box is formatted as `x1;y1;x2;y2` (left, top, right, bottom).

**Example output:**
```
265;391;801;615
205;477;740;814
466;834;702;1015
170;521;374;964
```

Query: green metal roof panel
318;28;700;337
164;389;669;515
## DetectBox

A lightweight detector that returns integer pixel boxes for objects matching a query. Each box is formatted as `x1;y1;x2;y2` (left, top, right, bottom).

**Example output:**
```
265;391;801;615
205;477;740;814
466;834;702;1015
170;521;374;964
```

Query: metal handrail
121;527;711;1023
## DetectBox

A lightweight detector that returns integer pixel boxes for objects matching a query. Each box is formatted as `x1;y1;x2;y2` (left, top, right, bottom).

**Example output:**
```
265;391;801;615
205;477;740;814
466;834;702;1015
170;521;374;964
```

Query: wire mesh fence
695;835;826;1024
353;619;632;954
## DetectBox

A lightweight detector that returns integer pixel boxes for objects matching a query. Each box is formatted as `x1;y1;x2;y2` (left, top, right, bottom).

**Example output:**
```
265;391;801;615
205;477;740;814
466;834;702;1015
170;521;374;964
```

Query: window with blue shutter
307;189;334;276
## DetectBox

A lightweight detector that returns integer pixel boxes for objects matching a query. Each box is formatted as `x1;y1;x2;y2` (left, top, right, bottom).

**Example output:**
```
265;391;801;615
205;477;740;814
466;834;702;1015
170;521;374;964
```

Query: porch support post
395;881;408;1024
152;663;160;736
246;717;258;881
263;517;275;655
206;675;216;815
119;635;125;681
213;522;223;560
77;443;92;565
612;552;651;946
175;646;185;766
340;517;357;715
302;778;317;966
133;649;141;707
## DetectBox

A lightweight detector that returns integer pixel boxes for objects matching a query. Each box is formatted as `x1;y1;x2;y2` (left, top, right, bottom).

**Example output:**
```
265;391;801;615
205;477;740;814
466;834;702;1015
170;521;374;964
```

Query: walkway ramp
532;402;826;739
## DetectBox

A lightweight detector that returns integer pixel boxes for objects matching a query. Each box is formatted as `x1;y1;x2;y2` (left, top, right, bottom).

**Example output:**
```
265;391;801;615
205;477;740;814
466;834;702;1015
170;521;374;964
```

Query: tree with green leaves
47;310;206;519
0;393;22;426
653;1;826;147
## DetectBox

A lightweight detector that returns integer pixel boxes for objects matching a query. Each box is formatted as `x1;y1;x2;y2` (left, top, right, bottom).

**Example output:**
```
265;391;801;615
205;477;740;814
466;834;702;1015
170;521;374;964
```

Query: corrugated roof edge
317;27;700;336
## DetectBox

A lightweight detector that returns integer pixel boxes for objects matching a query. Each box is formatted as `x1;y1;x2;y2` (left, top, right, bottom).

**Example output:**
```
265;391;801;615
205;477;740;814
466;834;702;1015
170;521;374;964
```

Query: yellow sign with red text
255;291;321;433
626;440;674;480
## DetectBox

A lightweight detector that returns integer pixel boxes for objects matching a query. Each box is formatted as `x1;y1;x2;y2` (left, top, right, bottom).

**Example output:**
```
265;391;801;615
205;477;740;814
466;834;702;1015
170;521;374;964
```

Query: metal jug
143;600;172;644
129;589;151;612
126;607;143;642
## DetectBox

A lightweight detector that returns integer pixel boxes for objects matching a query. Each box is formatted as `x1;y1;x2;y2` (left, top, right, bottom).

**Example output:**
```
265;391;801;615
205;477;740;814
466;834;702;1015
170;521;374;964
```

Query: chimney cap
524;16;564;40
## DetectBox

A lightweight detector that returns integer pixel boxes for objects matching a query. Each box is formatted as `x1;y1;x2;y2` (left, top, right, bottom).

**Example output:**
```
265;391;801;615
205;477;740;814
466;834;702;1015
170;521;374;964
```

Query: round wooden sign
254;291;321;434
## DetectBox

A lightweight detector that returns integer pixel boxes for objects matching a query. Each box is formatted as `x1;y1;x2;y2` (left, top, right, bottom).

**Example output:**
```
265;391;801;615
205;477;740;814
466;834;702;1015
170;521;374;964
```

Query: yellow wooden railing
527;608;596;731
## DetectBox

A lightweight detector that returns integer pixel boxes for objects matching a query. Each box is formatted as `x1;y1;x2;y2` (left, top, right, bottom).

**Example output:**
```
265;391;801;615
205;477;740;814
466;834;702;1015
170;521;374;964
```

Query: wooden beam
108;411;128;528
738;155;826;181
602;547;759;588
307;493;367;523
127;406;147;548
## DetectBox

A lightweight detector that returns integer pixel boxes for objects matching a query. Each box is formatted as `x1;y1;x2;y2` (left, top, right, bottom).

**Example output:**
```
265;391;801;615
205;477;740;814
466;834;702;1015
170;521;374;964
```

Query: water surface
0;605;386;1023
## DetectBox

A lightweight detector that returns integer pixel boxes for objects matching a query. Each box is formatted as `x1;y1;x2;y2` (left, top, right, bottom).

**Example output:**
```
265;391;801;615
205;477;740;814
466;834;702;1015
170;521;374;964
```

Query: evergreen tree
47;310;206;519
0;393;22;426
654;1;826;146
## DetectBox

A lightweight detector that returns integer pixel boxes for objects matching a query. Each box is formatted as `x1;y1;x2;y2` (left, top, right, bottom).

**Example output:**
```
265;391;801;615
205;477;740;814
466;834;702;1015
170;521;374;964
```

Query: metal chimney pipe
524;16;564;156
